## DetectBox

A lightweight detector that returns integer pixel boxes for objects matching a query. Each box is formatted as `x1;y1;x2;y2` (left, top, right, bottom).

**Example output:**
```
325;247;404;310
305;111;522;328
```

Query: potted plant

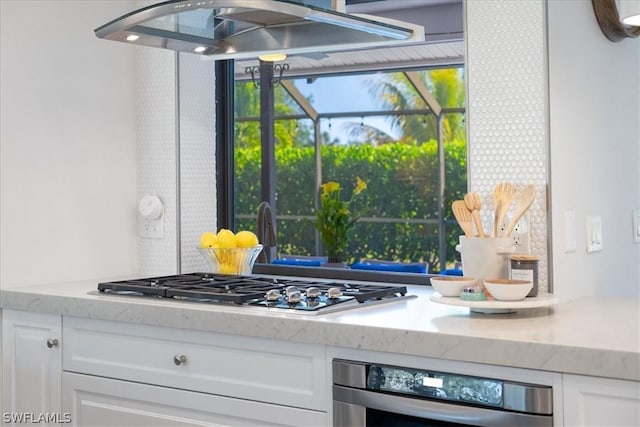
312;177;367;265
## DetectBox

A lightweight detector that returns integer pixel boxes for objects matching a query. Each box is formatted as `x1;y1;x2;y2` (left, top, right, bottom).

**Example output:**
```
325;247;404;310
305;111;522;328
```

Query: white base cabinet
3;309;640;427
562;374;640;427
63;372;326;427
61;316;328;426
1;309;62;426
62;316;327;412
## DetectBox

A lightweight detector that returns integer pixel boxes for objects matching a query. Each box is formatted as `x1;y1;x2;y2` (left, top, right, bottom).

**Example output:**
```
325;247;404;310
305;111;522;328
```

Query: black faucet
257;202;277;263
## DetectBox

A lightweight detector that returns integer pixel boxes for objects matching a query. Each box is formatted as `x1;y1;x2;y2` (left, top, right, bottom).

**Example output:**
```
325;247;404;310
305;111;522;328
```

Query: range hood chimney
94;0;424;60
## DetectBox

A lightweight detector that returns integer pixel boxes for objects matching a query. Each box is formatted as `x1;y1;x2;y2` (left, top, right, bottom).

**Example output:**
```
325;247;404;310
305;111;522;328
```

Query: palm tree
343;123;397;146
339;68;467;270
343;68;465;145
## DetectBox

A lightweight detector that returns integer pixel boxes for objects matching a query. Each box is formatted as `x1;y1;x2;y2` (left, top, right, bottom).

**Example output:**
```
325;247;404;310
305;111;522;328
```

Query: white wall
548;0;640;300
0;1;138;288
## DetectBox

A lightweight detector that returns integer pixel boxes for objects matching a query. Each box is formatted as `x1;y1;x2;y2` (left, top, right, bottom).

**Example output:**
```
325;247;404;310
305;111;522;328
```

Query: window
231;67;466;273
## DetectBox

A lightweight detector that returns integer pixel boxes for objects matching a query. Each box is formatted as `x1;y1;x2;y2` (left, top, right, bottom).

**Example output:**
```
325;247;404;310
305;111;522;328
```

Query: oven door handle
333;385;552;427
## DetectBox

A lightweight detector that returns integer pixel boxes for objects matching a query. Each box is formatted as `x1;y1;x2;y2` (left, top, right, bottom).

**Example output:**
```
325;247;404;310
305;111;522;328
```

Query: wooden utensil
464;192;485;237
493;199;502;238
493;182;517;236
504;185;536;236
452;200;475;237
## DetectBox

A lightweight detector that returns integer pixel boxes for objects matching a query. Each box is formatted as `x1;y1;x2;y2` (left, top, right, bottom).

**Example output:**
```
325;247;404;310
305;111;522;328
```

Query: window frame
218;63;466;273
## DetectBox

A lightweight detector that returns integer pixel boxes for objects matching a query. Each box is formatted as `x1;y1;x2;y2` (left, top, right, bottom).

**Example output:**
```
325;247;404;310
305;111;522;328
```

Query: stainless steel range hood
94;0;424;60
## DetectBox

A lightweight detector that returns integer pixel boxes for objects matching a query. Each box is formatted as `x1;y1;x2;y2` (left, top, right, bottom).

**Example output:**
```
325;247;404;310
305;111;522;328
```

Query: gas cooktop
97;273;413;314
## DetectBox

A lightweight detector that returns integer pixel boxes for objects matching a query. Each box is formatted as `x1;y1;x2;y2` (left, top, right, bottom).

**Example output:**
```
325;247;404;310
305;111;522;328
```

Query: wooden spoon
452;200;475;237
464;192;485;237
492;184;502;236
493;199;502;238
493;182;517;236
504;185;536;236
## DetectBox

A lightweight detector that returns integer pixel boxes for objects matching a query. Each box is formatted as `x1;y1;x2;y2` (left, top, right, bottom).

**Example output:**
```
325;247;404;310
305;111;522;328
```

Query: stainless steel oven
333;359;553;427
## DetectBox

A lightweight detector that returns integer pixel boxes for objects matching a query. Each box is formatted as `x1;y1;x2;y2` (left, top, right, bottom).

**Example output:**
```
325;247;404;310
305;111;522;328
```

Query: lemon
235;230;259;248
199;232;218;248
219;263;238;275
216;228;237;248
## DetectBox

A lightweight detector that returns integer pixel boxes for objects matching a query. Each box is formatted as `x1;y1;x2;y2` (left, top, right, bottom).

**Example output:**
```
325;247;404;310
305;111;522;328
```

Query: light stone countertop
1;279;638;381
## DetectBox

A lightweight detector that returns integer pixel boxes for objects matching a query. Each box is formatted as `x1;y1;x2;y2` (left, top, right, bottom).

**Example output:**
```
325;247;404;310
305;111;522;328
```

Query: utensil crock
455;236;515;282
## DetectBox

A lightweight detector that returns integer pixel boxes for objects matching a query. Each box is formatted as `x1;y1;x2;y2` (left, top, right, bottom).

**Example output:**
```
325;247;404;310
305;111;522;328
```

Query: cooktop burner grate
98;273;409;311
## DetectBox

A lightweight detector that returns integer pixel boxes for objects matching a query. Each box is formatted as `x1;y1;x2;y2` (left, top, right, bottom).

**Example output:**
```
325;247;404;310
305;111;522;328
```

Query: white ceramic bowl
430;276;477;297
484;279;533;301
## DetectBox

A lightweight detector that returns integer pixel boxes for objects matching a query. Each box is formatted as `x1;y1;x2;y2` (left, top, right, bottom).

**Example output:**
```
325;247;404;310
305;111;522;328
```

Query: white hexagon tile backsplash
466;0;550;292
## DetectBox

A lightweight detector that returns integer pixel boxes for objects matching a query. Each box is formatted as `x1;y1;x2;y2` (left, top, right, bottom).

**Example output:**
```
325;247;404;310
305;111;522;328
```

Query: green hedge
235;139;467;272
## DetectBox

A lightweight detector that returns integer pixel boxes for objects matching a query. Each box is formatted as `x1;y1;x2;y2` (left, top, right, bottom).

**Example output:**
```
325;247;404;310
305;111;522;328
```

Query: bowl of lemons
198;229;263;275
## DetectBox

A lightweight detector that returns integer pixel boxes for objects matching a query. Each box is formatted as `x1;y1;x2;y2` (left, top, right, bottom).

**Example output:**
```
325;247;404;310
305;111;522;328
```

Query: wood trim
592;0;640;42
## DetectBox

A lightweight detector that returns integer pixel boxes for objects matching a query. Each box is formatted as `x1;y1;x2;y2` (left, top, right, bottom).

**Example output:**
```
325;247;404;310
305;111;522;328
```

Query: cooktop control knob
305;287;321;299
327;287;343;299
287;290;302;304
265;289;281;301
285;286;299;296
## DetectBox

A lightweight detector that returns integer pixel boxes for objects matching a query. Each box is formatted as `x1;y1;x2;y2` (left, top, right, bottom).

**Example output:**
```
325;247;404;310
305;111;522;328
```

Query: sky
291;74;401;142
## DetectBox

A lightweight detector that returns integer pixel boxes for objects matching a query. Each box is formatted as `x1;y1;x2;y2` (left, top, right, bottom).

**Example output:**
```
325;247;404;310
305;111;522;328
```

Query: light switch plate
563;210;576;253
586;215;603;253
633;209;640;243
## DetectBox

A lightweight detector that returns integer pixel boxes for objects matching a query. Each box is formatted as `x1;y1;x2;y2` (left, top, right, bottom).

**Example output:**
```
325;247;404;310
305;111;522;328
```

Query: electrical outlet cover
139;216;164;239
501;214;531;253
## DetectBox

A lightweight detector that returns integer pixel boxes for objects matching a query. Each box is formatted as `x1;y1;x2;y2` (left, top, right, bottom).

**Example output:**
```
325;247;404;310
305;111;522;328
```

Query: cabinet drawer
63;372;327;427
63;317;326;411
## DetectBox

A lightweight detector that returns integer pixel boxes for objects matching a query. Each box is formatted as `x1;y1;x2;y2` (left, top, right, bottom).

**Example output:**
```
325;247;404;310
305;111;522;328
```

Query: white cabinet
4;307;640;427
2;309;63;425
60;316;328;426
563;374;640;427
63;372;326;427
62;316;327;411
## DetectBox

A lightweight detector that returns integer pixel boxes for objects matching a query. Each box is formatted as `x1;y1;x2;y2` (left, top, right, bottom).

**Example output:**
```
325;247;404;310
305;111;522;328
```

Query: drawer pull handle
46;338;59;348
174;354;188;366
